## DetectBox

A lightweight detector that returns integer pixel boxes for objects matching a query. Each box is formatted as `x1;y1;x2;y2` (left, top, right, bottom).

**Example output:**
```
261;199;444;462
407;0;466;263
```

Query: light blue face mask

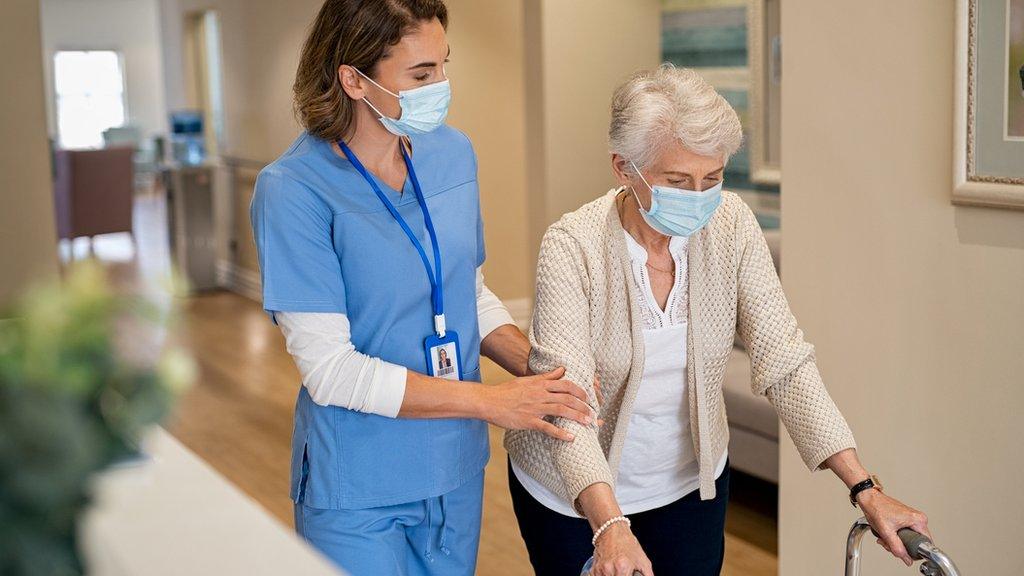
355;68;451;137
629;160;723;237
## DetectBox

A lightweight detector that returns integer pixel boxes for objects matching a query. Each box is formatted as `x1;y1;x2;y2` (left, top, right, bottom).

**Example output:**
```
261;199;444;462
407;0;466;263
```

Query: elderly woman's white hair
609;64;743;170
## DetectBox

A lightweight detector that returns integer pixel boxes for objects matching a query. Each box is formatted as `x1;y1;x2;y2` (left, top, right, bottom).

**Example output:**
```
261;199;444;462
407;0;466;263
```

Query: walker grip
896;528;932;560
846;517;960;576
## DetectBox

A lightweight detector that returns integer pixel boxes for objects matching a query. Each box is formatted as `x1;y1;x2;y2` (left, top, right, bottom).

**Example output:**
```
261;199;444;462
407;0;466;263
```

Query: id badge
424;330;463;381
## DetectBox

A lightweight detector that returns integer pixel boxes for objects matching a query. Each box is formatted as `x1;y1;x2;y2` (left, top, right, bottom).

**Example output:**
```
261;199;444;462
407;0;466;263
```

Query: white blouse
511;231;726;517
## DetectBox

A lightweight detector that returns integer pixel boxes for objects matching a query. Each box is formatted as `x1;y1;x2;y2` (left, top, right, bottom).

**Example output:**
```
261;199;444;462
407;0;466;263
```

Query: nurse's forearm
397;370;491;419
398;367;593;442
480;324;531;378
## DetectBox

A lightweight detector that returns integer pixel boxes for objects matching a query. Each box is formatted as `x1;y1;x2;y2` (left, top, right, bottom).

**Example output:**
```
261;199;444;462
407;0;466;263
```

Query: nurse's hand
479;367;594;441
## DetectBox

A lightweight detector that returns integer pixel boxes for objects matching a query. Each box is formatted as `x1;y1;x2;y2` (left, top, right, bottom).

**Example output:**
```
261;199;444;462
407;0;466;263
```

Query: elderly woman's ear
610;154;634;186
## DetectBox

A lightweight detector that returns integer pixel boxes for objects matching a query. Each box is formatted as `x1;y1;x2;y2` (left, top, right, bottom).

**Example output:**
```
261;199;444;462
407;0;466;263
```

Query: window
54;50;127;149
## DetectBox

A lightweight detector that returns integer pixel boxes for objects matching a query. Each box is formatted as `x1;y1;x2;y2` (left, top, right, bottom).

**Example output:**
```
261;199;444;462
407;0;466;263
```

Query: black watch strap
849;475;881;507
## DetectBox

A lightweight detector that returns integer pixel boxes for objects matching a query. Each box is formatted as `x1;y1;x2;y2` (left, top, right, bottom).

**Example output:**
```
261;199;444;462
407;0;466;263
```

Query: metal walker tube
845;517;962;576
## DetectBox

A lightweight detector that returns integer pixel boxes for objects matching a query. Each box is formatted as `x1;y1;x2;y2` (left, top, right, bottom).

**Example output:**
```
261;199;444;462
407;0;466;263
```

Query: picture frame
746;0;781;185
953;0;1024;210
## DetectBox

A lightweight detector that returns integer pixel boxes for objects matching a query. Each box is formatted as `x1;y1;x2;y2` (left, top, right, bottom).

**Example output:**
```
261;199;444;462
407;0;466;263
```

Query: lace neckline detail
622;231;688;330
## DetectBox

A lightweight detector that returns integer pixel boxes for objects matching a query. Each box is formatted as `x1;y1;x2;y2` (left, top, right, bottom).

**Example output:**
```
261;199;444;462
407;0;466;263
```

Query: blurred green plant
0;262;194;576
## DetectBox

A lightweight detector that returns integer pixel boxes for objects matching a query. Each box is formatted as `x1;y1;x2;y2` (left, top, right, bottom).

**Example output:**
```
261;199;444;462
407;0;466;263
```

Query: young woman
250;1;592;574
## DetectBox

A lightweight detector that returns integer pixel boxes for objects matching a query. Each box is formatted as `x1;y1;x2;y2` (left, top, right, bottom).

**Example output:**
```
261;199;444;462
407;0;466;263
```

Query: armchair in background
104;126;159;188
52;146;135;249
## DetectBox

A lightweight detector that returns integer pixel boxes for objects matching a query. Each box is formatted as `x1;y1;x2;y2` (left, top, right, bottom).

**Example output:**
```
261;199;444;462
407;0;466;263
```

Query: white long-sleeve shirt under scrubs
275;268;515;418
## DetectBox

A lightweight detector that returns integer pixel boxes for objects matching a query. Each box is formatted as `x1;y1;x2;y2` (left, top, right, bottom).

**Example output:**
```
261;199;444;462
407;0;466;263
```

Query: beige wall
779;2;1024;574
444;0;531;300
524;0;661;273
0;0;59;309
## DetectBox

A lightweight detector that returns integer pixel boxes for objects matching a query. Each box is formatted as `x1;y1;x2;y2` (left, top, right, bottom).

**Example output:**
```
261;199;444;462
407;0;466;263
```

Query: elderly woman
504;65;930;576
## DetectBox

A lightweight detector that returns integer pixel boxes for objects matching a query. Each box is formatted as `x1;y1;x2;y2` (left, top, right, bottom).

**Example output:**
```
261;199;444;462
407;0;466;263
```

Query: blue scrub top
250;127;490;510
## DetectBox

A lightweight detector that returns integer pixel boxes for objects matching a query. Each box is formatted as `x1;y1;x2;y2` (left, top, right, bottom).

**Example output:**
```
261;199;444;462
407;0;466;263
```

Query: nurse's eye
414;73;431;82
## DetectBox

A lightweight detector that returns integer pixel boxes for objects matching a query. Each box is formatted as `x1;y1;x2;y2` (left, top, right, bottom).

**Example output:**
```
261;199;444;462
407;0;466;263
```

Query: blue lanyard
338;140;447;336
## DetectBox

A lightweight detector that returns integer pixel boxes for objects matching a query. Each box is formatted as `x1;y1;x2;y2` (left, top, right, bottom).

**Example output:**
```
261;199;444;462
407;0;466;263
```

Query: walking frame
845;517;961;576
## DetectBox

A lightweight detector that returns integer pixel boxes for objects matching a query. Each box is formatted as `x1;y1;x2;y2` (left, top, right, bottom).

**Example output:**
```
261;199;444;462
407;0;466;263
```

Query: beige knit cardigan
504;189;856;512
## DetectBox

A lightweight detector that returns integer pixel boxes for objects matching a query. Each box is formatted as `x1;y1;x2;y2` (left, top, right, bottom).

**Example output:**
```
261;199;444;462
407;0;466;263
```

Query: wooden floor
96;192;778;575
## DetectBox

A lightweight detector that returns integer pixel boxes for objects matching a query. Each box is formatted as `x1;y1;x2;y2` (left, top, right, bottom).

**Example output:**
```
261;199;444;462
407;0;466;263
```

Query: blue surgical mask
629;160;723;237
355;68;451;136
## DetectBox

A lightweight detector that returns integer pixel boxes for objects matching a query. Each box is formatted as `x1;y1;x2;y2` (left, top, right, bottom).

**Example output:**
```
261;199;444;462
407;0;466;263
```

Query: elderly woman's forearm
824;448;869;489
577;481;623;530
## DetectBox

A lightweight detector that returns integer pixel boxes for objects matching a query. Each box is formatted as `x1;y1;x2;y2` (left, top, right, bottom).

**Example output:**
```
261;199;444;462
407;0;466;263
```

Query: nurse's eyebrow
407;46;451;70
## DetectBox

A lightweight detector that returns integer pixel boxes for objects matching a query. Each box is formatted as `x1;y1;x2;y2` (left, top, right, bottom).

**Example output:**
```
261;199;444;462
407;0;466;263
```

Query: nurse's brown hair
294;0;448;142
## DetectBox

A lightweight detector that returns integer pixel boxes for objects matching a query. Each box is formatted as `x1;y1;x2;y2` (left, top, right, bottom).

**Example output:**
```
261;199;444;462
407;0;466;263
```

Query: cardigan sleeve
528;226;613;511
734;202;857;471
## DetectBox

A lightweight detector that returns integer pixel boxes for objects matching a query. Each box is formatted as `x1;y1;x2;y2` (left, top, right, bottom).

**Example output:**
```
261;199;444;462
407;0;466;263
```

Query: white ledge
80;427;343;576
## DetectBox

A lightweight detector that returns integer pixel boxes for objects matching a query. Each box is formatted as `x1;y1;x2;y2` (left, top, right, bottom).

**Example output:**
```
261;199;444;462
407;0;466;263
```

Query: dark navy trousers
509;459;730;576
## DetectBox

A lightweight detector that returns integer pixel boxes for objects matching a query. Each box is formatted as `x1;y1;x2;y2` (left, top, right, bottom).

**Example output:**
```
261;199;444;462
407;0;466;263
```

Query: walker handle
897;527;932;560
846;517;962;576
896;527;962;576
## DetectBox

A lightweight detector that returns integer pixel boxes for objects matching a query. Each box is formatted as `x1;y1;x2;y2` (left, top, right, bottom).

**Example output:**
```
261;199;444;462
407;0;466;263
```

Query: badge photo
425;331;463;381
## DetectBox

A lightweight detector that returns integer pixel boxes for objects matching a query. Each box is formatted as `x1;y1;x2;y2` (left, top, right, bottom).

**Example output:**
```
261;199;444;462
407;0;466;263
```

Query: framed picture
953;0;1024;210
747;0;781;185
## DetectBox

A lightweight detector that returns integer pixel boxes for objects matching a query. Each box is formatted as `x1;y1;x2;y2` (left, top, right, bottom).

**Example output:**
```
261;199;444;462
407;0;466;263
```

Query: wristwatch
849;474;883;507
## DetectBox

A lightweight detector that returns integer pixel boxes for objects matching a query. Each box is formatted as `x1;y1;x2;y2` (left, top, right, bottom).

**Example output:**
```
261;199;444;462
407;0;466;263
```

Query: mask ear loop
628;160;655;212
361;96;391;122
352;67;402;123
353;67;400;98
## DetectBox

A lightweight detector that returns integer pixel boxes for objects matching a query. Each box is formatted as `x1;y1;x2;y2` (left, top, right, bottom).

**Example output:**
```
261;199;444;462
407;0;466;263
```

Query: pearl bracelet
591;515;631;547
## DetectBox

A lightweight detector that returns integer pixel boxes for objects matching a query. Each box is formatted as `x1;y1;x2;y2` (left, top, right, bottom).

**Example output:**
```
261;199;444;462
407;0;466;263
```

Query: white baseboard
502;297;533;331
216;260;262;302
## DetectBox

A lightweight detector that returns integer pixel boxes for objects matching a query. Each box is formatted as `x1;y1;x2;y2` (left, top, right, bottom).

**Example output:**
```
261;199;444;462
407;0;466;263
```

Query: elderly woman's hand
592;523;653;576
857;489;930;566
